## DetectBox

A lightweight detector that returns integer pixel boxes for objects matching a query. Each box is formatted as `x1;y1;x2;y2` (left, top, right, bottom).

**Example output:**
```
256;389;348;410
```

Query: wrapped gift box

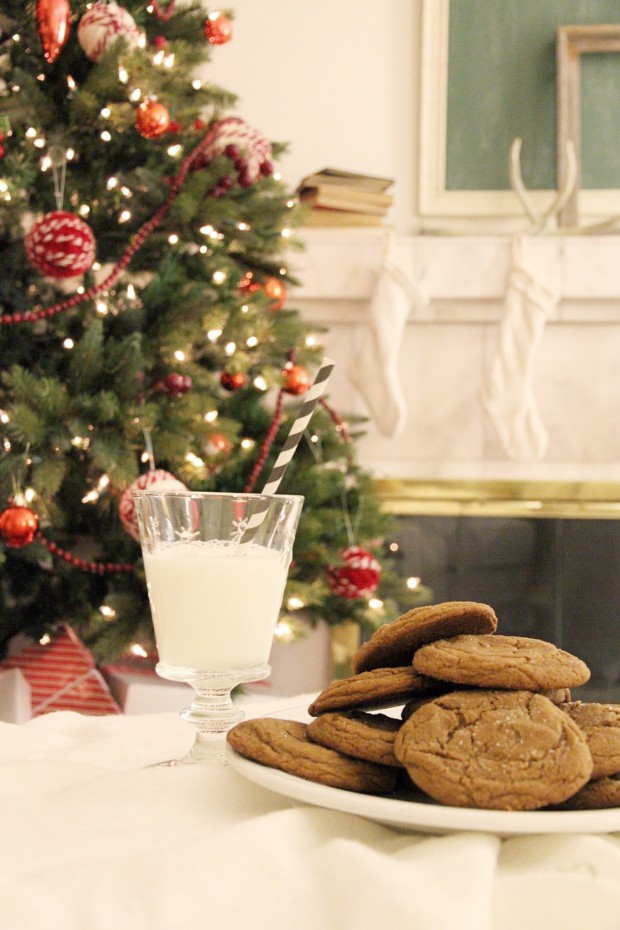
0;623;121;717
0;667;31;723
102;660;192;714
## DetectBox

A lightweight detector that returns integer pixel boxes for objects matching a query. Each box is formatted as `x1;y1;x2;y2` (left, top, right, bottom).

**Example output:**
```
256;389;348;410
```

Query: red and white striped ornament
119;469;188;541
25;210;96;278
326;545;382;599
77;1;142;62
200;116;272;185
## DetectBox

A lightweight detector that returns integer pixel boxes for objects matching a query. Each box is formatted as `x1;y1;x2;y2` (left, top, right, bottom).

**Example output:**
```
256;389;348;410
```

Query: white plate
226;706;620;837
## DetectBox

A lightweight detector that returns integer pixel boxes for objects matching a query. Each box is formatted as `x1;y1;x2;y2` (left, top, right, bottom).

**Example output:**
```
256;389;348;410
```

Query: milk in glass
143;541;289;670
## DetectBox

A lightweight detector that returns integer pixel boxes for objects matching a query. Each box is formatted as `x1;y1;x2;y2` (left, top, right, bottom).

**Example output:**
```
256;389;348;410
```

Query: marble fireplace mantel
289;230;620;507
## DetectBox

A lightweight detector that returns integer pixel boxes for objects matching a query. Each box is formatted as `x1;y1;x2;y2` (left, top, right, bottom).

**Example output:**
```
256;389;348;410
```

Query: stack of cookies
227;601;620;812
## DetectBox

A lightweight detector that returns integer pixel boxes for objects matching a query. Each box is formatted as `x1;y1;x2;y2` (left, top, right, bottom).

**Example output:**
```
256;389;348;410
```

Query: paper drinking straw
236;357;335;552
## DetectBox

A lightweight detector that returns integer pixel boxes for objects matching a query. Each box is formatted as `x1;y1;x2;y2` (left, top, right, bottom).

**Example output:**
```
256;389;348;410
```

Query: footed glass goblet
134;490;303;764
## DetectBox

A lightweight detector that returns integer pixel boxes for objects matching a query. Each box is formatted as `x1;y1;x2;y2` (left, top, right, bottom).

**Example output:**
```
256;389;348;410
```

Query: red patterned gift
0;623;121;716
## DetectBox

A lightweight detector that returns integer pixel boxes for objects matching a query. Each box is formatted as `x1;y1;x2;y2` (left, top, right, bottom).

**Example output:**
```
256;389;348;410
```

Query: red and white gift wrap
25;210;96;278
326;545;382;599
201;116;272;184
0;624;121;717
77;1;142;62
119;469;188;541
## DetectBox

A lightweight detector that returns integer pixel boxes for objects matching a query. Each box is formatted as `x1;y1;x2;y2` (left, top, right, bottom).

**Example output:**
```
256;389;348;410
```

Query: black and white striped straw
235;357;335;553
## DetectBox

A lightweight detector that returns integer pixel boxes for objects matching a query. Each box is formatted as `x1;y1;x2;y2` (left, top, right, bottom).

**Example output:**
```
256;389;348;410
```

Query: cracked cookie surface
352;601;498;673
561;701;620;779
308;666;445;716
394;690;593;810
307;711;403;767
226;718;397;793
412;634;590;690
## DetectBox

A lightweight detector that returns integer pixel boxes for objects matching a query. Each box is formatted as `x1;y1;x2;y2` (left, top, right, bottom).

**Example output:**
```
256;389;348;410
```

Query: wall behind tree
200;0;421;231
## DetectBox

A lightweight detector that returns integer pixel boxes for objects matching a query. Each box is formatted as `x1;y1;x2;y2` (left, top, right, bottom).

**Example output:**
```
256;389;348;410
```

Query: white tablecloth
2;695;620;930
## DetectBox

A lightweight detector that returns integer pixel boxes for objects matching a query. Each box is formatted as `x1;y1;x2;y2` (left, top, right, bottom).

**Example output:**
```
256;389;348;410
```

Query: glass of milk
134;490;303;764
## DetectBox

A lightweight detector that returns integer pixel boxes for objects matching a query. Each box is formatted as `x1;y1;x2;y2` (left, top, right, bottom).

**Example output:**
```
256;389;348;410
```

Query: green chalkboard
446;0;620;190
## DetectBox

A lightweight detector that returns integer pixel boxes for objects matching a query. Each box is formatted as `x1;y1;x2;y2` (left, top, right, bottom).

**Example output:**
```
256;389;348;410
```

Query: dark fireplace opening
394;515;620;701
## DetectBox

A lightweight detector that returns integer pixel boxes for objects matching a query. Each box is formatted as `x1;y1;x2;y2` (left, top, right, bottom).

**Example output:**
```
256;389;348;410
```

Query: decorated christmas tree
0;0;430;670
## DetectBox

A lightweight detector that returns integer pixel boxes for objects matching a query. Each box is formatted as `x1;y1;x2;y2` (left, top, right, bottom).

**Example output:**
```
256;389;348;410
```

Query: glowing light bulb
100;107;111;118
168;233;179;244
174;350;186;361
204;410;218;423
253;375;267;391
79;204;90;216
212;270;226;284
130;643;148;658
39;634;52;646
66;148;75;160
369;598;384;609
107;176;118;189
99;605;116;619
129;88;142;102
207;329;221;342
406;576;421;590
118;66;129;83
25;127;37;139
287;596;304;610
281;227;293;238
63;338;74;349
225;341;236;356
192;79;203;90
118;209;132;222
100;130;112;142
167;144;182;157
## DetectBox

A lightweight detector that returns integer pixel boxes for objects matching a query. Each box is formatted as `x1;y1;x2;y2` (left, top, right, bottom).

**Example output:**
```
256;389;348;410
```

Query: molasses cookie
307;711;403;767
412;634;590;691
352;601;498;674
308;666;445;717
561;701;620;779
226;718;397;793
394;690;593;811
561;772;620;810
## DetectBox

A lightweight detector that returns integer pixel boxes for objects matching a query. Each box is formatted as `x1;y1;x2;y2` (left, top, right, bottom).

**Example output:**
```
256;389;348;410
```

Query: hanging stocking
482;236;559;460
348;233;427;438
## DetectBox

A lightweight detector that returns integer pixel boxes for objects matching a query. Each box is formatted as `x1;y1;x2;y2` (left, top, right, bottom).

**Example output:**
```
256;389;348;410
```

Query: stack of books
296;168;394;227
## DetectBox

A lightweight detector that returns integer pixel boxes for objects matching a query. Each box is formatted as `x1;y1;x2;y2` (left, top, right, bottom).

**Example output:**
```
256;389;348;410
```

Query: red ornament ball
119;469;188;542
326;546;382;600
25;211;96;279
37;0;71;63
136;99;170;139
283;364;310;396
207;433;233;455
220;370;246;392
160;373;192;396
0;505;39;548
204;13;233;45
78;2;142;62
263;276;287;311
238;271;261;296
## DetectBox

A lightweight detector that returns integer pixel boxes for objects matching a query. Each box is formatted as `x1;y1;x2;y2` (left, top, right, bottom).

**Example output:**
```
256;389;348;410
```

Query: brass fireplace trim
374;479;620;520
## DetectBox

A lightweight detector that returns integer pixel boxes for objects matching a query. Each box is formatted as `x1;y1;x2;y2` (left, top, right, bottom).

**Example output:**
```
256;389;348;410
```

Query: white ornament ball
25;210;96;278
78;2;142;62
119;469;188;541
203;116;272;184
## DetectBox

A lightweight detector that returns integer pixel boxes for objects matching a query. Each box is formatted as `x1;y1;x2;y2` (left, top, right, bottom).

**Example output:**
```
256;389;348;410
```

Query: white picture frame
418;0;620;231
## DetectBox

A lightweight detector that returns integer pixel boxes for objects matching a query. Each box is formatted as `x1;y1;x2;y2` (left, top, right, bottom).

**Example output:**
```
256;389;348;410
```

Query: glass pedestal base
155;661;271;765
